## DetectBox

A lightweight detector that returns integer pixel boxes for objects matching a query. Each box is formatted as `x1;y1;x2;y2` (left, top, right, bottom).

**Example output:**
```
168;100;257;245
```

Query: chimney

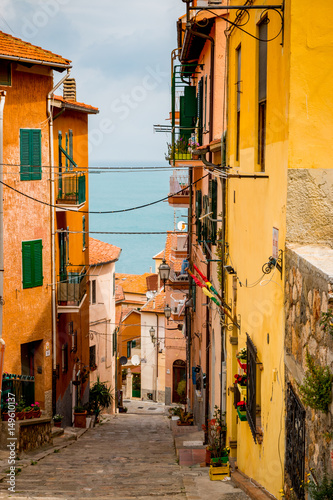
63;78;76;102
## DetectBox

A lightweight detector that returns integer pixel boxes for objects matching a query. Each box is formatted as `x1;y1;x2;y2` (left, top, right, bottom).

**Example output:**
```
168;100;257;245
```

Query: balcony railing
56;172;86;206
57;268;87;311
170;169;189;196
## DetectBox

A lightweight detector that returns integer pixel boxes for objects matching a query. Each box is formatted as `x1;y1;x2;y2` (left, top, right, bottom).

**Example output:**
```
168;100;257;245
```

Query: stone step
178;447;206;466
51;427;64;438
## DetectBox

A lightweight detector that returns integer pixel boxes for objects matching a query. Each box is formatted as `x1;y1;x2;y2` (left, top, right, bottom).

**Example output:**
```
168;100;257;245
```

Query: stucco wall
286;169;333;248
284;245;333;481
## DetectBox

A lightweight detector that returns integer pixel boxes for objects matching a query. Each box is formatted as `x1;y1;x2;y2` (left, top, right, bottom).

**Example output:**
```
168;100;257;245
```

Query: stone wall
286;169;333;248
285;245;333;480
0;418;52;452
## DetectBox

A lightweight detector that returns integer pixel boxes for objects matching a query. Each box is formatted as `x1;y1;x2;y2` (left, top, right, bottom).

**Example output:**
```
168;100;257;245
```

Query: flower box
237;384;247;398
237;407;247;421
174;153;191;160
211;456;229;465
73;410;87;428
237;358;247;371
209;463;230;481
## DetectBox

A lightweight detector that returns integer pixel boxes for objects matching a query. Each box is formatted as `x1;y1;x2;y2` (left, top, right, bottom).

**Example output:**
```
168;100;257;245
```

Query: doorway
172;359;186;403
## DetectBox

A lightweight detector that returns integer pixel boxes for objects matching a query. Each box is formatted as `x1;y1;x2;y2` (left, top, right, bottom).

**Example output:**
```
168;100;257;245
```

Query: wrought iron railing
285;383;306;499
246;333;258;443
57;172;86;205
57;268;87;307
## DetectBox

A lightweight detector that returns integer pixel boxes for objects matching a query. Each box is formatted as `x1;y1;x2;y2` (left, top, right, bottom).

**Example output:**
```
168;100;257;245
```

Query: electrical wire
0;173;209;214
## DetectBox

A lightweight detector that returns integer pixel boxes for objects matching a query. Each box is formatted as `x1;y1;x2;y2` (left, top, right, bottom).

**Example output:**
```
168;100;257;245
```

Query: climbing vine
298;350;333;413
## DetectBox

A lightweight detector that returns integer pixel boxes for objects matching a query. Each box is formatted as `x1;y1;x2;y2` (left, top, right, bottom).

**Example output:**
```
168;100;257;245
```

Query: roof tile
89;237;121;266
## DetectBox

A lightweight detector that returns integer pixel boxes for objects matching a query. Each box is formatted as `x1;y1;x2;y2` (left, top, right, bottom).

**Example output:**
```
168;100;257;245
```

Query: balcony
57;268;87;313
169;169;190;207
56;172;86;210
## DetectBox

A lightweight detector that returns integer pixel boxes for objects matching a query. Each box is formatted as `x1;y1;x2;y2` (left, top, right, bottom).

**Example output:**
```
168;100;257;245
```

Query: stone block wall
285;245;333;480
19;419;53;452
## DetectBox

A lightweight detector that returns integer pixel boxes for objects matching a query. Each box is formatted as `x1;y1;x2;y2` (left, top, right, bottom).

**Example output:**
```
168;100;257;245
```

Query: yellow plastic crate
209;463;230;481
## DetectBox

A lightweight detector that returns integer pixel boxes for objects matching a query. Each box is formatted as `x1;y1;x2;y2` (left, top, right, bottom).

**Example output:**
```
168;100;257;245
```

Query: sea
89;161;183;274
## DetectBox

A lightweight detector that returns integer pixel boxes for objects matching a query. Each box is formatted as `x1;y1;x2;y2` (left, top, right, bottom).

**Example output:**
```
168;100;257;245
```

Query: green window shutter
82;216;86;249
22;240;43;288
20;129;41;181
132;340;136;348
20;130;31;181
31;130;41;180
127;341;131;358
197;78;204;145
22;242;33;288
195;189;202;242
33;240;43;286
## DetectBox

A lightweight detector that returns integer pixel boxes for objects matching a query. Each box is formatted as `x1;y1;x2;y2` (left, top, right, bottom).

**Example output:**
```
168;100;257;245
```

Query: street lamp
149;326;156;345
158;258;170;291
164;304;171;321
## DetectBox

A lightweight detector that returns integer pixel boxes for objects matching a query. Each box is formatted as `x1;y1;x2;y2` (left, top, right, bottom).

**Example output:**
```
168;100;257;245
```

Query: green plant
178;409;193;424
309;472;333;499
89;377;113;417
320;310;333;337
176;380;186;403
53;449;60;453
202;406;227;459
166;136;189;159
168;406;183;418
323;431;333;443
53;414;63;422
123;406;128;413
298;350;333;413
24;406;32;412
74;405;85;413
31;461;37;466
16;398;26;412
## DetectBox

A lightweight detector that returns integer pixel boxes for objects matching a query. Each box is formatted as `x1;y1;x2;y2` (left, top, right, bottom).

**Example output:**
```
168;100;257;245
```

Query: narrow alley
0;406;249;499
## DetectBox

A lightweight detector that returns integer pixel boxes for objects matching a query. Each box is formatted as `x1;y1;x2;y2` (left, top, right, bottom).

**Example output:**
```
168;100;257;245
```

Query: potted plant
236;347;247;361
234;373;247;396
24;405;34;419
89;377;113;422
1;400;10;421
202;406;228;466
177;408;193;426
53;414;64;428
73;405;87;428
31;402;41;418
166;137;191;161
15;398;26;420
237;401;247;421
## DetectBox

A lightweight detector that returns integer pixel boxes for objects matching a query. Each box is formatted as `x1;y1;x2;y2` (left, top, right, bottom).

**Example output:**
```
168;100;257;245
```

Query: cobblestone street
0;410;249;499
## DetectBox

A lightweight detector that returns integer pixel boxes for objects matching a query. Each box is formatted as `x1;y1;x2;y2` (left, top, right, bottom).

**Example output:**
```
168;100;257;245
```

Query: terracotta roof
141;291;166;313
153;250;164;260
0;31;71;68
164;231;183;273
115;273;155;295
89;238;121;266
115;284;125;302
53;95;99;114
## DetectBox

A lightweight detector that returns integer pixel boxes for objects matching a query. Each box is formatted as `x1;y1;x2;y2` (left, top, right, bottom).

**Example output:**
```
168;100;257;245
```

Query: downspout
155;313;159;402
47;68;71;414
0;91;6;397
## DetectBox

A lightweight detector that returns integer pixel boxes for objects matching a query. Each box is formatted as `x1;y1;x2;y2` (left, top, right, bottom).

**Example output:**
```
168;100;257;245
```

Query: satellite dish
131;355;140;366
177;220;186;231
119;356;128;366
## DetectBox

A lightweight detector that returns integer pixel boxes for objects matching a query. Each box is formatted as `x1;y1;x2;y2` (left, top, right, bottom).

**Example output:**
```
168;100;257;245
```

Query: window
236;45;241;162
112;329;117;355
127;341;132;358
258;20;267;171
197;77;204;145
113;272;116;297
89;345;96;368
68;321;77;353
91;279;96;304
82;215;86;249
20;129;42;181
195;189;202;242
246;333;262;443
62;343;68;373
0;60;11;86
22;240;43;289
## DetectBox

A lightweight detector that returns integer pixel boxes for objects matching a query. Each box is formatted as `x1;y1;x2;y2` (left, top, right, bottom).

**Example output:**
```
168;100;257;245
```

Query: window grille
285;383;306;500
246;333;259;443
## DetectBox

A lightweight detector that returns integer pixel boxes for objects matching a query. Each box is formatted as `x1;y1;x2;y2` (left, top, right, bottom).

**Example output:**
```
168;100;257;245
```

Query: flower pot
237;407;247;421
54;421;62;428
205;449;211;466
74;411;87;428
15;411;24;420
192;154;200;160
32;410;41;418
237;384;247;398
177;421;193;426
174;153;191;160
209;463;230;481
237;358;247;371
1;412;9;421
24;409;33;419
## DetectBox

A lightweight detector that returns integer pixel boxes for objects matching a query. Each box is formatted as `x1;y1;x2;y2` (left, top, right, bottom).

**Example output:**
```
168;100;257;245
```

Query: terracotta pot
205;448;211;466
32;410;41;418
24;409;33;419
1;412;9;421
15;411;24;420
74;411;87;428
54;421;62;428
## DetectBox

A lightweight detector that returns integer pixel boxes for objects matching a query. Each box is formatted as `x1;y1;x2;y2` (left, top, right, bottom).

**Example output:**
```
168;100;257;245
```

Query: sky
0;0;186;163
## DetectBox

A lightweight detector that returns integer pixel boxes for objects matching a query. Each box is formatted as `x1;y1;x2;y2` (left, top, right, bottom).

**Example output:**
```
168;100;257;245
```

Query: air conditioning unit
197;0;222;6
209;0;222;4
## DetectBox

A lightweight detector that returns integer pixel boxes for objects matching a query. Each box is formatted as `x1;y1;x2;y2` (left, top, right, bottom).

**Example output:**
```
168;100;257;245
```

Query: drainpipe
47;68;71;413
0;91;6;398
155;313;159;402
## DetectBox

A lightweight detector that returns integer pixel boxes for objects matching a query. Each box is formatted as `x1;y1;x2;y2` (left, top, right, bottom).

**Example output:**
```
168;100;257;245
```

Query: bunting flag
187;267;240;329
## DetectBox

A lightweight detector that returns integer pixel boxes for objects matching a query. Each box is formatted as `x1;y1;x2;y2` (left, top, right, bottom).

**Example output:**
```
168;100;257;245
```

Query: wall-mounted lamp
224;265;236;275
164;304;171;320
149;326;156;345
158;259;170;291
